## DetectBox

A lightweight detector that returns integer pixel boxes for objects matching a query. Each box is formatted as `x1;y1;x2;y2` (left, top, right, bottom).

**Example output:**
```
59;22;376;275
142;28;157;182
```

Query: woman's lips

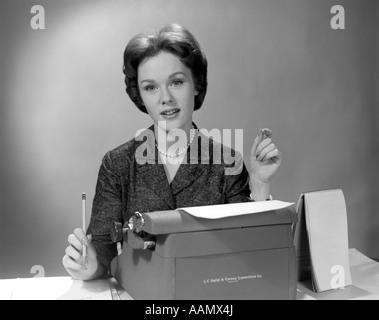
160;108;180;119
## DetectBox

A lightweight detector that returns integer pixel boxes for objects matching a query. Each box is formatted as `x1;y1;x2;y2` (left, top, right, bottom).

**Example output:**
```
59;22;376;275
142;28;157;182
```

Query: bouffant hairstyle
122;23;208;114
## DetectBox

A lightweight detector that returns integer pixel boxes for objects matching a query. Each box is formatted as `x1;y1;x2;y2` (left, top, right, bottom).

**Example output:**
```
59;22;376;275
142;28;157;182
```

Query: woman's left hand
249;128;282;186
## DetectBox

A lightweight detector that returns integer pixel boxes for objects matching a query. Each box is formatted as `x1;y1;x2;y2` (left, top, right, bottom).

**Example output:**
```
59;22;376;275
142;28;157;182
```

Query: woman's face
138;51;198;134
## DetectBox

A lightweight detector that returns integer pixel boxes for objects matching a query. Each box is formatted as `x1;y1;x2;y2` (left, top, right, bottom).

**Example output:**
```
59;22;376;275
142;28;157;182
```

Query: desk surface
1;249;378;300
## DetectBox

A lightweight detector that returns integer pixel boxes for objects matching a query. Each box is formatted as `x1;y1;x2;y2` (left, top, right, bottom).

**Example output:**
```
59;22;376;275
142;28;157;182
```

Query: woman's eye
171;80;184;87
144;85;157;92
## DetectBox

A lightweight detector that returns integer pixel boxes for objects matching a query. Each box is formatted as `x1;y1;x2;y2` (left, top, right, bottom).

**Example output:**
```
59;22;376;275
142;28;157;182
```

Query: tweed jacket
87;124;252;269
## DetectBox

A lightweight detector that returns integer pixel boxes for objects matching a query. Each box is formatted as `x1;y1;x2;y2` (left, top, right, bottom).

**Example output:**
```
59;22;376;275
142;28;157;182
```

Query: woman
62;23;282;280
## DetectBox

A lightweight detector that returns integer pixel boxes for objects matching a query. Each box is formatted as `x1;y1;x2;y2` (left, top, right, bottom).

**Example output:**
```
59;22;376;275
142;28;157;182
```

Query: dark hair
122;23;208;114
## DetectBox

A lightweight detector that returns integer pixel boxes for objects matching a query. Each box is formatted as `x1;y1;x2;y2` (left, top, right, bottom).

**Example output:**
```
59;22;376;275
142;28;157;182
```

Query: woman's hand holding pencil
62;193;106;280
62;228;100;280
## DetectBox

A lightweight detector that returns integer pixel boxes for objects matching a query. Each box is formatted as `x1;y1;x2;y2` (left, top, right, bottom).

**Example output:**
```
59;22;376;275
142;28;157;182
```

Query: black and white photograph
0;0;378;303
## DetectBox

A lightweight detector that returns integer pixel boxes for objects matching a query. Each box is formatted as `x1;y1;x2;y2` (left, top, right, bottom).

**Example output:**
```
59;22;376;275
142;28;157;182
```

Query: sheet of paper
178;200;294;219
304;189;352;292
0;279;17;300
10;276;112;300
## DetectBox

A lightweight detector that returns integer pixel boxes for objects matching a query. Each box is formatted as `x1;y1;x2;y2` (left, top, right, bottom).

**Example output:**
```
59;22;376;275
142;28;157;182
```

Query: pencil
82;192;87;264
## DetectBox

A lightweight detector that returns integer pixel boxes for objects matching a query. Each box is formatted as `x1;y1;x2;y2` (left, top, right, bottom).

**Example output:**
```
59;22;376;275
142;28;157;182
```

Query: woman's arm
223;128;282;203
63;151;123;280
249;129;282;200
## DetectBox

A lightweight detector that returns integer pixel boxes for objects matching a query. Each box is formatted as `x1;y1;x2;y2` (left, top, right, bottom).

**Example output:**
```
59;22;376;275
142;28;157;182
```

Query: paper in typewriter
304;189;352;292
179;200;293;219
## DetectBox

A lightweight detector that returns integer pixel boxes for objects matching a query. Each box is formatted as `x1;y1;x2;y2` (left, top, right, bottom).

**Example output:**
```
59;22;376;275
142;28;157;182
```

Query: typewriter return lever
110;212;156;250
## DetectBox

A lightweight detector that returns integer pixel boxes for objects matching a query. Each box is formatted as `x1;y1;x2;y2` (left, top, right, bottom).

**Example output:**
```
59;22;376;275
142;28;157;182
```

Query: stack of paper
293;196;312;281
294;189;352;292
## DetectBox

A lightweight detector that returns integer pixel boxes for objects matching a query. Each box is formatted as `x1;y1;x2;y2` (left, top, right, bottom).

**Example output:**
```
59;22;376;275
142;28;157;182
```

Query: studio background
0;0;378;278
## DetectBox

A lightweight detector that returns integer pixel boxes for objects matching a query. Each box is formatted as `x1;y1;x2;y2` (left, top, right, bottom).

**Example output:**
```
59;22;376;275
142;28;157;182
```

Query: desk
0;276;119;300
1;249;378;300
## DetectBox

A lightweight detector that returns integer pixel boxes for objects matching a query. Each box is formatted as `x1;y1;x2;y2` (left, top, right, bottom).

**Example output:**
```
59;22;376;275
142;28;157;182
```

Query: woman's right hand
62;228;99;280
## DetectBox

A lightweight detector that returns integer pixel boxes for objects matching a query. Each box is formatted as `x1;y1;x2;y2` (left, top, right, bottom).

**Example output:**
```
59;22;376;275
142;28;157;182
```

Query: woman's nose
160;87;173;105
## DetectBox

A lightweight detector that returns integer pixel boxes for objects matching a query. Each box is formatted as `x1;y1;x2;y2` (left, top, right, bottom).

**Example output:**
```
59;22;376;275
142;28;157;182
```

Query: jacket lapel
134;126;176;210
170;164;205;197
170;129;208;197
134;125;211;208
138;163;176;209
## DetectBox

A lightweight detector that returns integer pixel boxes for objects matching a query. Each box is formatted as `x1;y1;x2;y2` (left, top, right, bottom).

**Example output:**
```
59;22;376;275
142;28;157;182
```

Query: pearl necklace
156;126;196;158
